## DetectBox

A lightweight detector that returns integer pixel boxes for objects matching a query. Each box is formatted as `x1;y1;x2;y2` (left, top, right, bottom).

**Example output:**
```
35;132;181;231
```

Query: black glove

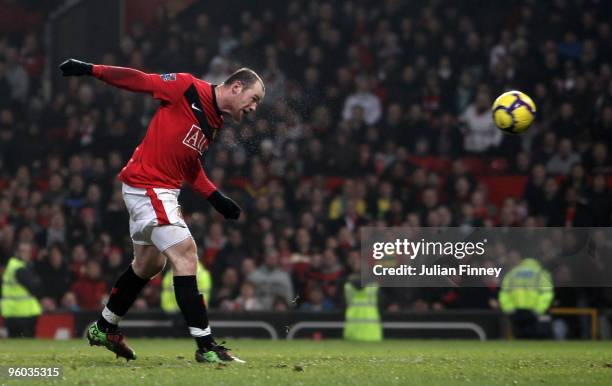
208;190;241;220
59;58;93;76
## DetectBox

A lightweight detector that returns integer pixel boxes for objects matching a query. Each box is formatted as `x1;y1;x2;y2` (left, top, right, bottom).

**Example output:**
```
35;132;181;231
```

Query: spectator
45;212;66;247
588;174;611;226
248;251;294;309
102;247;126;287
552;102;578;138
523;164;548;216
300;285;334;312
61;292;80;312
203;56;230;85
499;259;553;339
4;47;29;102
546;138;581;175
230;281;265;311
330;199;368;234
202;222;226;267
70;260;107;310
342;76;382;125
541;177;563;225
212;267;240;308
36;244;71;304
461;87;502;153
218;25;239;56
318;249;344;303
1;241;42;337
584;142;611;174
240;257;256;280
212;227;248;286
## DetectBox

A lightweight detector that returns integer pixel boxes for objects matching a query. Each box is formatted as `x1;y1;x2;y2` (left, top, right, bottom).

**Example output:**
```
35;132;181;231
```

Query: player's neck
214;85;231;115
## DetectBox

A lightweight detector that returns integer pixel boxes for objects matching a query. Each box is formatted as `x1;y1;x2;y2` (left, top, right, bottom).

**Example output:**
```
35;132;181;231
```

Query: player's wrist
207;190;222;202
83;62;94;75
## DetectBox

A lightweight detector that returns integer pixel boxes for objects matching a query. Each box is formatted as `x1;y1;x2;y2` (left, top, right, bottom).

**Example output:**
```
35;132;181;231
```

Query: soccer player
59;58;265;363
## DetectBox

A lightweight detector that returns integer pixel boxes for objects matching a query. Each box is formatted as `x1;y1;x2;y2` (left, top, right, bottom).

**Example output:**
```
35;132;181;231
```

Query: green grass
1;339;612;385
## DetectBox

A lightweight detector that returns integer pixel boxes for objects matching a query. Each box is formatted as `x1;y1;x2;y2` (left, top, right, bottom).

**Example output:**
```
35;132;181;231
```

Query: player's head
220;67;265;122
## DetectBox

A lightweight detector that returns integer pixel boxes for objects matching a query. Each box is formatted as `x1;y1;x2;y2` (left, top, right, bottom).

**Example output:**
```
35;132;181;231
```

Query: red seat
409;156;452;173
35;314;75;339
478;176;528;207
462;157;486;175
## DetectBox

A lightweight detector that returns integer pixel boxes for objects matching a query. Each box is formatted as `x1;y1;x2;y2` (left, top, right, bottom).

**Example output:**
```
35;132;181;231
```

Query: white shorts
122;183;192;252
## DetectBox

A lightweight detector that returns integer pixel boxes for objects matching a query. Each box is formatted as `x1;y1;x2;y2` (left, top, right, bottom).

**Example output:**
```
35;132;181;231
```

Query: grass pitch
1;339;611;385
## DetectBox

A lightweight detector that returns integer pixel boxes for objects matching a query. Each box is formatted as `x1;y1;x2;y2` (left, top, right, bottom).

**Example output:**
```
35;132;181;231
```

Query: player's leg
98;183;167;333
161;235;243;363
87;244;165;360
97;244;165;331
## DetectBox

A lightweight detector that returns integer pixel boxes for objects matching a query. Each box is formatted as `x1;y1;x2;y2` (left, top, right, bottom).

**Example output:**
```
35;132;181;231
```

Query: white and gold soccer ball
491;90;536;134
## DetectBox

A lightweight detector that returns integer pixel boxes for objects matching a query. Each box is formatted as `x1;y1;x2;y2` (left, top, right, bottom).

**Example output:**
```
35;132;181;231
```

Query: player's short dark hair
224;67;265;92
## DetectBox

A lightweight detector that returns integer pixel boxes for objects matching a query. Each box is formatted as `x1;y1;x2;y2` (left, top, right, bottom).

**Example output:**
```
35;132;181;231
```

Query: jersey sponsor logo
160;73;176;81
182;124;208;155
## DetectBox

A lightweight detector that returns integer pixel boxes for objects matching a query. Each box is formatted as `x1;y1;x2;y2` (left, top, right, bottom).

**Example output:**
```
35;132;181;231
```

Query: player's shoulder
191;77;216;98
192;76;213;89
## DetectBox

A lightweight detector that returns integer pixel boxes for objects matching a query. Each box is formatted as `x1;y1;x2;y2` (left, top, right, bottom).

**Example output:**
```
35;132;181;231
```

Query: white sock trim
102;306;122;325
189;326;211;337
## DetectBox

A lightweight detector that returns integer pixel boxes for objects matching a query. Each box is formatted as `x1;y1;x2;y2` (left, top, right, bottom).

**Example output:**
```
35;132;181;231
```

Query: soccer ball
491;90;536;134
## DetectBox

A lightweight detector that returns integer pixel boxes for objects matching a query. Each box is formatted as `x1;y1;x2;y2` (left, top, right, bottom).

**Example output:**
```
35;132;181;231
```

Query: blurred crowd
0;0;611;316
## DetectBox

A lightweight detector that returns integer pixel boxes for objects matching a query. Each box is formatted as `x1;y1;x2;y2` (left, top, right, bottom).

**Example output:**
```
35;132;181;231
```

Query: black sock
97;265;149;333
173;275;214;351
97;316;117;333
195;332;215;352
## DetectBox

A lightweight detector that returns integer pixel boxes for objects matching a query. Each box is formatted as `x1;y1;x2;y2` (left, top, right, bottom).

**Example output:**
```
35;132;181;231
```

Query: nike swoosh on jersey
191;103;203;112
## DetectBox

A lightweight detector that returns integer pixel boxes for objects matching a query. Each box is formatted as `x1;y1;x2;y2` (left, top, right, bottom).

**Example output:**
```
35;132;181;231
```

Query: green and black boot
195;342;245;364
86;323;136;361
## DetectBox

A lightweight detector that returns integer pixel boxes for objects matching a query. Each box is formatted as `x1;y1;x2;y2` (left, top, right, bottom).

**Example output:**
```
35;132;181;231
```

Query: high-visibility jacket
499;258;554;315
161;262;211;313
343;282;382;342
1;257;42;318
328;198;367;220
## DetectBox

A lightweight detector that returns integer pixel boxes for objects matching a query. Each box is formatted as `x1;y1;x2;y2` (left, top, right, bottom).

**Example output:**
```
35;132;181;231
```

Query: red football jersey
92;65;223;198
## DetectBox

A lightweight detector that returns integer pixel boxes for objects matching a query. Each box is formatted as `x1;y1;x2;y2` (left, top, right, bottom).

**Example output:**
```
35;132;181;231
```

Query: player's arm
187;162;242;220
59;58;189;102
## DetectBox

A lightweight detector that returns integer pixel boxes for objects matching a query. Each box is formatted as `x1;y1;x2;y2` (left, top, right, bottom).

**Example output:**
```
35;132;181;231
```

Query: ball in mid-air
491;90;536;134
